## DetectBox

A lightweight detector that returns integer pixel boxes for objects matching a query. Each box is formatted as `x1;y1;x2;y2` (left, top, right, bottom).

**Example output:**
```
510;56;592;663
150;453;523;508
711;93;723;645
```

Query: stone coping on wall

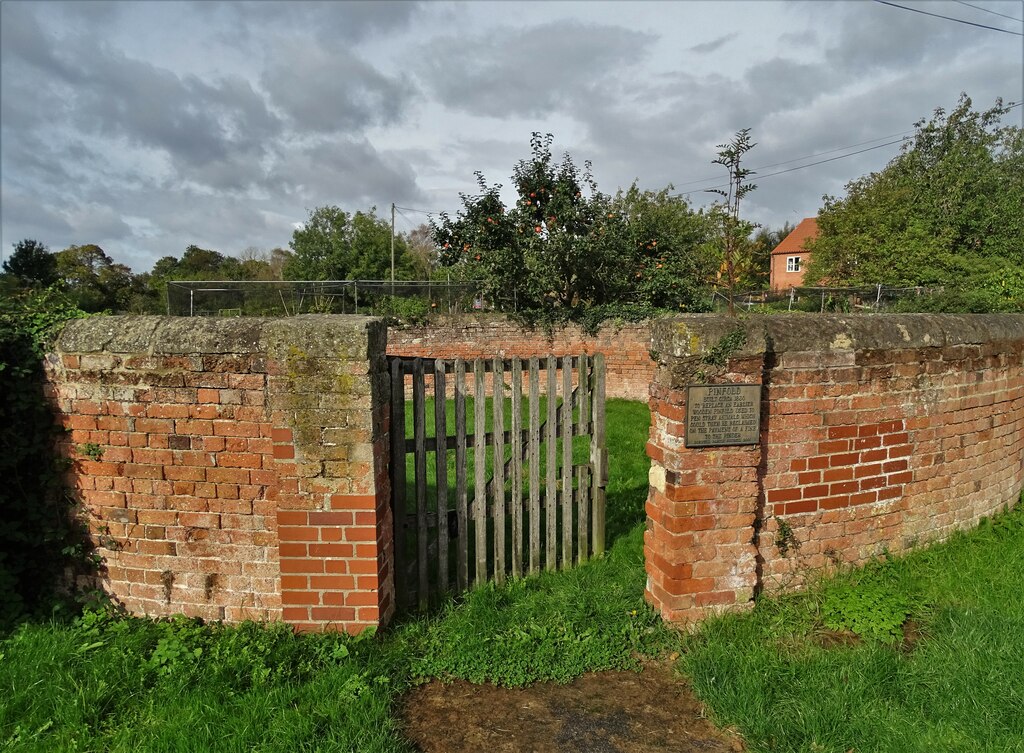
652;312;1024;360
56;314;386;361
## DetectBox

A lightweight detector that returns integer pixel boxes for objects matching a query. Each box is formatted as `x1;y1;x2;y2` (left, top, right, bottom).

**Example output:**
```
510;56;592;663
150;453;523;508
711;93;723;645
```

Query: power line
394;206;430;231
677;137;909;197
874;0;1023;35
953;0;1023;23
671;129;917;189
393;205;441;217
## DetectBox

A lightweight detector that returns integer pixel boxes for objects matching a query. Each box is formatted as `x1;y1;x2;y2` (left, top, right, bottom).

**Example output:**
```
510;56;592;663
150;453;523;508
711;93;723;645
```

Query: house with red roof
770;217;819;291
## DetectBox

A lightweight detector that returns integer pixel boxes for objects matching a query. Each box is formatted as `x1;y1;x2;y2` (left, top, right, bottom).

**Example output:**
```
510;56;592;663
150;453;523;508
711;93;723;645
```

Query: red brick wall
646;314;1024;626
388;315;653;400
46;315;393;633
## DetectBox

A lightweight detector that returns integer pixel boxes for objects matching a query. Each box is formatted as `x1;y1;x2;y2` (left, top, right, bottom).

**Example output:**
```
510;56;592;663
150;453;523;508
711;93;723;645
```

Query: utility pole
390;203;396;300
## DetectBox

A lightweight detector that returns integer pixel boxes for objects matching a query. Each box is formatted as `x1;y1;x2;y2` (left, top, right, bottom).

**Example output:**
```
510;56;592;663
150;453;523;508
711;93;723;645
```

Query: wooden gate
388;354;606;611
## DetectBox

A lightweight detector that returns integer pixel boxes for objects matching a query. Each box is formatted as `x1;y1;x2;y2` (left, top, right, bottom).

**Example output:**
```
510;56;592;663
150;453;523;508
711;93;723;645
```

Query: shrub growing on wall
431;133;716;320
0;289;90;627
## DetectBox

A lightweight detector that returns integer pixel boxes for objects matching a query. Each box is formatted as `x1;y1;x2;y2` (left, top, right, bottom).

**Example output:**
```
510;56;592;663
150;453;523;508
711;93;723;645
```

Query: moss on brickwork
653;313;1024;375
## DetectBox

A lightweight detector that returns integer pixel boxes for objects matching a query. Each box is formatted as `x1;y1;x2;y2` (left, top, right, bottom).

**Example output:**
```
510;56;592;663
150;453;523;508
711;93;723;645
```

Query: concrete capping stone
55;315;386;359
652;313;1024;362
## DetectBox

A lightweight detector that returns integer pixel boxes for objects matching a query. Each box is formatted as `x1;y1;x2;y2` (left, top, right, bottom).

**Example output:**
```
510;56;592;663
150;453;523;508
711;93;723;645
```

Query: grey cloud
743;58;836;114
418;21;654;118
0;186;74;250
212;1;423;46
270;137;427;210
0;3;82;84
688;33;739;54
821;1;966;73
64;204;133;244
2;3;282;191
261;39;415;133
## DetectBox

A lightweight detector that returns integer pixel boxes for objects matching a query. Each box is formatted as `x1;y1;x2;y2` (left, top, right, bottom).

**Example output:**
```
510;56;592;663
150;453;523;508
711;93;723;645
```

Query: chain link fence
165;280;485;317
711;285;947;313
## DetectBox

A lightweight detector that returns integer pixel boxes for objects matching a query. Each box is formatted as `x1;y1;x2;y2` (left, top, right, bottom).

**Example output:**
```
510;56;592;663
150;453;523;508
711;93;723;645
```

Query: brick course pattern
646;314;1024;626
388;315;653;400
46;315;393;634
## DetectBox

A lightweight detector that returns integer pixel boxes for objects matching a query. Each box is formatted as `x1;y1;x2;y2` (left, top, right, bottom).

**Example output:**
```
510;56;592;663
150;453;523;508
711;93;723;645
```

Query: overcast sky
1;0;1021;274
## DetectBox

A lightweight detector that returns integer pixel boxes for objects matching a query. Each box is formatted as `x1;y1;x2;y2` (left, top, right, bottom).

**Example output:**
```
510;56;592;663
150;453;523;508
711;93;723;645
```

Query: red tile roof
771;217;819;256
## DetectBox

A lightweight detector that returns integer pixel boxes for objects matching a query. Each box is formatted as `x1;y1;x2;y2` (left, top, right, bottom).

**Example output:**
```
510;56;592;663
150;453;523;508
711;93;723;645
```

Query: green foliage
0;289;91;628
701;326;748;367
706;128;758;314
806;94;1023;308
432;133;714;318
1;609;399;752
773;516;800;556
681;501;1024;753
376;295;432;325
77;443;104;461
2;240;57;288
285;206;414;282
821;562;914;643
53;244;142;314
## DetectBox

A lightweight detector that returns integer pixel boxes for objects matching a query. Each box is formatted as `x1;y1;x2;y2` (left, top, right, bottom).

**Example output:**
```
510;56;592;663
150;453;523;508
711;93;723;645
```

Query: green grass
679;501;1024;753
1;400;657;752
4;396;1024;753
398;395;650;544
394;397;651;606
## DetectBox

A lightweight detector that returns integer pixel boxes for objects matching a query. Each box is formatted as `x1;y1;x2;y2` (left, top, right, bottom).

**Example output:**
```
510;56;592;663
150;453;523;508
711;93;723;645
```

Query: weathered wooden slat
579;354;590;436
433;360;449;595
545;355;557;571
491;357;506;586
389;358;408;607
389;354;589;373
473;359;487;585
561;355;573;569
528;357;540;574
591;354;607;557
577;354;590;563
454;359;468;592
413;358;429;610
406;429;529;455
576;464;589;564
510;357;523;579
387;351;606;611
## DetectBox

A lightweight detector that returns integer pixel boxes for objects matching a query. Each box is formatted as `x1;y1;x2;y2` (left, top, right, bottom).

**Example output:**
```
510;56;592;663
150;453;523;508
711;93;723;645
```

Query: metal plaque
685;384;762;448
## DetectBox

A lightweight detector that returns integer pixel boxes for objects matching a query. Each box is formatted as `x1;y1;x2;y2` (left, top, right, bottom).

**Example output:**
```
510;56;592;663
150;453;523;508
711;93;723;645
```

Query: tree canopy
432;133;714;316
284;206;413;281
2;239;57;288
805;95;1023;308
54;244;141;313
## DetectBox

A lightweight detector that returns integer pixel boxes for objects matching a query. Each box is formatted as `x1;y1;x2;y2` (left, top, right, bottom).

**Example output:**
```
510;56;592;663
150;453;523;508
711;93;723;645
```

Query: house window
786;256;802;273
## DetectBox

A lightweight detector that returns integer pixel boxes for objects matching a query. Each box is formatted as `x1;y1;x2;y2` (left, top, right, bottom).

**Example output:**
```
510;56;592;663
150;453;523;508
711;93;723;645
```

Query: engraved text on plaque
685;384;762;448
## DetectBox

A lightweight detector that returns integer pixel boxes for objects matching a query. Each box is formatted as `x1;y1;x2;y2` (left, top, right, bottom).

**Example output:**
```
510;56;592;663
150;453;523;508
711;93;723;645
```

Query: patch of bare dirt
400;662;745;753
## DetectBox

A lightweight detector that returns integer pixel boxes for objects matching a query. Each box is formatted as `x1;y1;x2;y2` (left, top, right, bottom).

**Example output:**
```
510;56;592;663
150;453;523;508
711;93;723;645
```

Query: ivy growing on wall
0;288;91;629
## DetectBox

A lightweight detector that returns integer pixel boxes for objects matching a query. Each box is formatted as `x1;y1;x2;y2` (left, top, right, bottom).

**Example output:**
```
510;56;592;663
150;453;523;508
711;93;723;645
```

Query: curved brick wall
46;315;393;634
388;315;653;401
646;314;1024;625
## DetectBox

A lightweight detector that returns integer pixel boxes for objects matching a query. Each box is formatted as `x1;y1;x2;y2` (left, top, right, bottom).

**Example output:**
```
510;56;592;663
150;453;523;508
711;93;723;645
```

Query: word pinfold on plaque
685;384;762;448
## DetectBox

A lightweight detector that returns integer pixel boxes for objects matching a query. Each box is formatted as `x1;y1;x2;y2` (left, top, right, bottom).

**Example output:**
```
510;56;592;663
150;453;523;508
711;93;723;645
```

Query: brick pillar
645;319;764;625
265;316;395;633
